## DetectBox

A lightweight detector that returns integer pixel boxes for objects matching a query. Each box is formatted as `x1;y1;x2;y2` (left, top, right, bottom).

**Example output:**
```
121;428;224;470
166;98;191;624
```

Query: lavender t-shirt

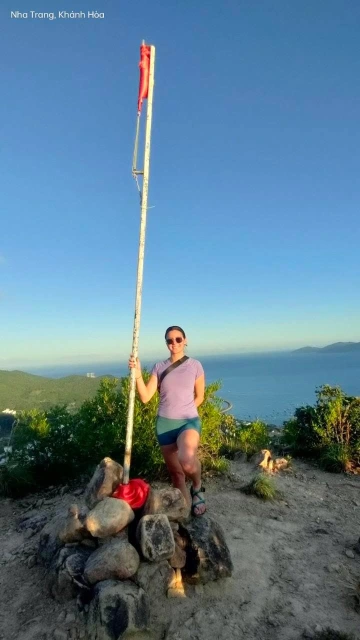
151;357;204;420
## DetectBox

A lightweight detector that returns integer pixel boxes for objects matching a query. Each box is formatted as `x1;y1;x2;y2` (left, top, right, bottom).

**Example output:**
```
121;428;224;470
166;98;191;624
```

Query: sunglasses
166;337;183;345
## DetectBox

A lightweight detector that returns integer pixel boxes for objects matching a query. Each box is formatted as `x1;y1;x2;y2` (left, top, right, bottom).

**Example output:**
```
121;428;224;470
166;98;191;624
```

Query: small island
293;341;360;354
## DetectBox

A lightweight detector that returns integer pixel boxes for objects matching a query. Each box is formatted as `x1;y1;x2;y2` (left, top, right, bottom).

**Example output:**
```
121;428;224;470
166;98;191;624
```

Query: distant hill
293;342;360;354
0;369;117;417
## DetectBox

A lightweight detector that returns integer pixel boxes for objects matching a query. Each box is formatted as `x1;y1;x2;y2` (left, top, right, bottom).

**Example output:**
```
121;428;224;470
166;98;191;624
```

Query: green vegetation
220;414;270;458
0;375;230;497
241;473;278;500
2;369;358;498
0;370;108;413
0;412;15;437
282;385;360;472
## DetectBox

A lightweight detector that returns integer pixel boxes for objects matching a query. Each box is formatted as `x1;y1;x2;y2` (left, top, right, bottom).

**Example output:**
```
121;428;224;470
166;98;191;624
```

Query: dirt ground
0;458;360;640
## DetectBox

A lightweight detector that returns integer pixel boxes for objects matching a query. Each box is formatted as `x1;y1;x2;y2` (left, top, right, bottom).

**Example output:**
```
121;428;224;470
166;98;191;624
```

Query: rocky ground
0;458;360;640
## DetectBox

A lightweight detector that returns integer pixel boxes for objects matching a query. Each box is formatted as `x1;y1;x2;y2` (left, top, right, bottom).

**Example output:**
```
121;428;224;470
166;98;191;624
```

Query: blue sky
1;0;359;368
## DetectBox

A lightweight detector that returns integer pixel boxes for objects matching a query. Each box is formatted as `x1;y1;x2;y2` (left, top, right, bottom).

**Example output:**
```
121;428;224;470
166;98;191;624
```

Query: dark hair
164;326;186;340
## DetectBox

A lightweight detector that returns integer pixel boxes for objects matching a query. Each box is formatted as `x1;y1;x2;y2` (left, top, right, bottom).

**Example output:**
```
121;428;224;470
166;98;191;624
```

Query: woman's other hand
128;355;141;378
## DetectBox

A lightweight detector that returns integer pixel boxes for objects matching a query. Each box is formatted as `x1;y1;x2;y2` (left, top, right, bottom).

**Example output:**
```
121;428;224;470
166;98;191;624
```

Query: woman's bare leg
161;443;190;505
177;430;205;515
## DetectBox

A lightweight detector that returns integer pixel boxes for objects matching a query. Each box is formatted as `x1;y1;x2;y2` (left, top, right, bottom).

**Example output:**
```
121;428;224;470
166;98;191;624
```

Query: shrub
220;416;270;458
0;413;15;436
198;381;229;472
282;407;318;455
1;406;79;495
320;444;352;473
74;377;127;467
236;420;270;456
241;473;278;500
117;372;164;478
0;461;36;497
0;374;230;496
282;385;360;471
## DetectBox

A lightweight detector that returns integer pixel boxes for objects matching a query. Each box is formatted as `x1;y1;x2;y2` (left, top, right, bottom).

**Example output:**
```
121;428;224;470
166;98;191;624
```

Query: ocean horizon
19;350;360;426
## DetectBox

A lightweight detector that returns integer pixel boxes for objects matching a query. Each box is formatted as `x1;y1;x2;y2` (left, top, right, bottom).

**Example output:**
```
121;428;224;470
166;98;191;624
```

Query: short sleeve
195;360;204;379
151;362;159;378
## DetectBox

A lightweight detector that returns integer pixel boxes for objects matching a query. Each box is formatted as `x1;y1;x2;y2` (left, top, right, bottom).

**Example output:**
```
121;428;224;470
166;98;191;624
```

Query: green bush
0;374;231;496
198;381;229;472
320;444;352;473
0;413;15;437
241;473;278;500
282;385;360;472
236;419;270;456
74;377;127;466
220;416;270;458
118;372;164;478
3;406;79;494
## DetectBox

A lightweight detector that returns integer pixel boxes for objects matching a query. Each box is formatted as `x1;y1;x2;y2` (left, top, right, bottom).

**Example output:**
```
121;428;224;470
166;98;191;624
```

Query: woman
128;325;206;516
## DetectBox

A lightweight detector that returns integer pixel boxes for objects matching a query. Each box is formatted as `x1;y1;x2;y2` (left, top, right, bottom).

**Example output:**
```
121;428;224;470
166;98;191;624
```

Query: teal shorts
156;416;202;446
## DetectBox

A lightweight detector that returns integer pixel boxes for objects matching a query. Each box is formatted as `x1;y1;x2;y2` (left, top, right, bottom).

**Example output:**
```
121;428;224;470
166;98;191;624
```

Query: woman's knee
178;450;197;475
162;452;186;482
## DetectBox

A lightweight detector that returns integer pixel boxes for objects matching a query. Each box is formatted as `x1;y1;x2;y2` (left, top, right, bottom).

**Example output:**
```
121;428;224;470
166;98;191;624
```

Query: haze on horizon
2;337;360;370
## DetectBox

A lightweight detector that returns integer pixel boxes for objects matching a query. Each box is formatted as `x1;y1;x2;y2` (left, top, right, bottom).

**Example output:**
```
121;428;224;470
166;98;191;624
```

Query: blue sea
27;351;360;426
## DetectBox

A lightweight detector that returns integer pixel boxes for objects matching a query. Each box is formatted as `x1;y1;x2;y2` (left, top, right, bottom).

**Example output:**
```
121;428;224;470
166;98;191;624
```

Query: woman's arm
136;374;158;404
128;355;158;404
194;374;205;408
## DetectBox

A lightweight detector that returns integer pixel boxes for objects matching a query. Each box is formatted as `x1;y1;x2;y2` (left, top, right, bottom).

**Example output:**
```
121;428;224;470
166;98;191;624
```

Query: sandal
190;485;206;517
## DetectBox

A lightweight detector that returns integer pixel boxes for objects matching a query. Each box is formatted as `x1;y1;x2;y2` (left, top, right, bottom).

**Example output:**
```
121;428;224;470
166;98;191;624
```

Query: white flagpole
123;44;156;484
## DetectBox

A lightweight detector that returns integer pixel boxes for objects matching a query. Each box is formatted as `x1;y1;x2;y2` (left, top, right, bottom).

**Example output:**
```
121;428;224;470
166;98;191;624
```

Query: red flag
137;44;151;113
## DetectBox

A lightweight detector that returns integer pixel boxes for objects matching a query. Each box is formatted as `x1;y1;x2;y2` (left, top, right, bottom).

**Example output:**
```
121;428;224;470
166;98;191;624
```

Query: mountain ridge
0;369;115;416
293;342;360;354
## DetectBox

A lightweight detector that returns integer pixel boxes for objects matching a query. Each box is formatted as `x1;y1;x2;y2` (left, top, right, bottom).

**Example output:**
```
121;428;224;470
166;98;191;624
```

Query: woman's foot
190;485;206;516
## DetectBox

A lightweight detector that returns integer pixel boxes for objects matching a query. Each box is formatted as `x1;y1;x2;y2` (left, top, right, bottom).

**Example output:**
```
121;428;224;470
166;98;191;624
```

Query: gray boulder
86;497;134;538
98;527;128;544
84;539;140;584
87;579;149;640
18;512;48;535
59;504;90;544
169;529;187;568
180;516;233;584
143;488;190;522
84;457;124;509
48;546;92;602
133;560;174;597
136;515;175;562
38;511;67;567
168;543;186;569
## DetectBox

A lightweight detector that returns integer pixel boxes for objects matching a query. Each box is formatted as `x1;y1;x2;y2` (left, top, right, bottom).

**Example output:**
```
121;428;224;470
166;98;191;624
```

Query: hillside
1;459;359;639
0;369;116;414
293;341;360;354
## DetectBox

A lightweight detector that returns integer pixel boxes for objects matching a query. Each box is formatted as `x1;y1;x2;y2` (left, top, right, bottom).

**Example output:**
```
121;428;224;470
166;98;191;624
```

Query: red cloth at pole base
112;478;150;509
137;44;151;113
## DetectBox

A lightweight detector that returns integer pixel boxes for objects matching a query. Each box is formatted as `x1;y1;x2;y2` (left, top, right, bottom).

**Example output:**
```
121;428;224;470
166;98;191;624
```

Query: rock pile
38;457;233;640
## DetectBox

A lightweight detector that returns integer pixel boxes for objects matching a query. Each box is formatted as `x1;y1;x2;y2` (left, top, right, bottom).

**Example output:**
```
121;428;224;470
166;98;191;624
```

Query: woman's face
165;329;186;355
